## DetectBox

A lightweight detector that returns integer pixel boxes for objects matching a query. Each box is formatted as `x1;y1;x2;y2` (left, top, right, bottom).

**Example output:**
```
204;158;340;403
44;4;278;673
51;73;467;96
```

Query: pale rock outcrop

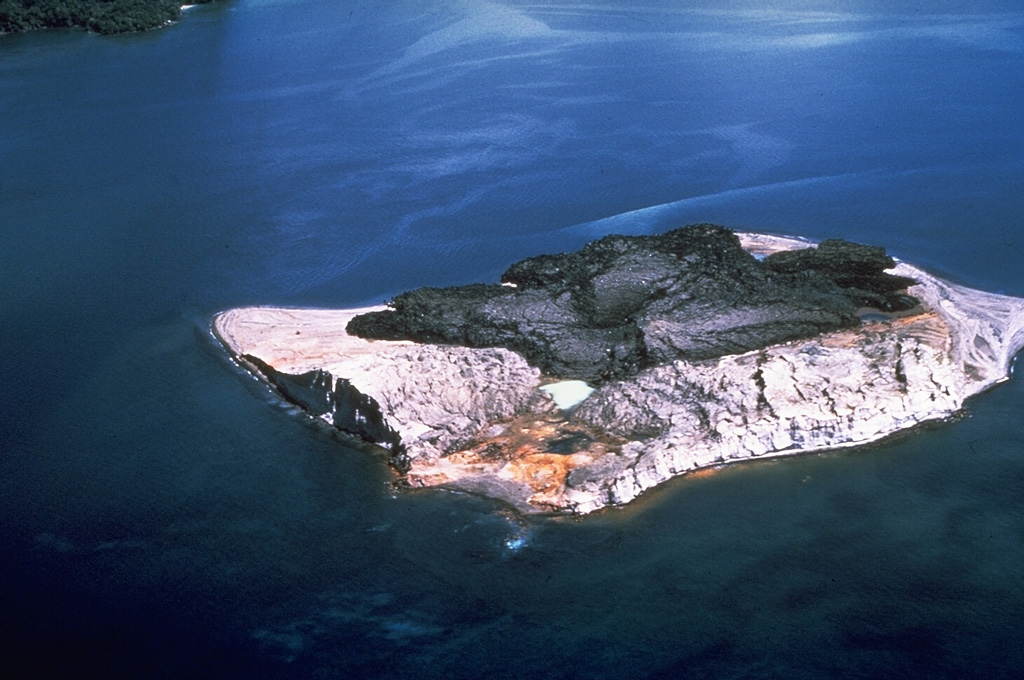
213;307;554;470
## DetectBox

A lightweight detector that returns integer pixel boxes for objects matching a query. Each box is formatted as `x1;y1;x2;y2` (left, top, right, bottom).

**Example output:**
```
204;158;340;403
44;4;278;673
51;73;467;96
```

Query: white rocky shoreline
213;232;1024;515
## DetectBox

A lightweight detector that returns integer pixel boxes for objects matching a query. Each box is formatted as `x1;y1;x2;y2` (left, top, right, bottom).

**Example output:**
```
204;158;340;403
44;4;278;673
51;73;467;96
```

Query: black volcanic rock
347;225;918;384
763;239;919;312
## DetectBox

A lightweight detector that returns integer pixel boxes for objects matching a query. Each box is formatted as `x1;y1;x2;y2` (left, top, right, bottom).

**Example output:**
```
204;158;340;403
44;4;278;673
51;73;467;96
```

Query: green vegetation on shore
0;0;215;35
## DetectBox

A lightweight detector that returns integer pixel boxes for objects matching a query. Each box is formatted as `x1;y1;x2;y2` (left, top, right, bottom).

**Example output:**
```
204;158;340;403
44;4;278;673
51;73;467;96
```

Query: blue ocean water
2;1;1023;677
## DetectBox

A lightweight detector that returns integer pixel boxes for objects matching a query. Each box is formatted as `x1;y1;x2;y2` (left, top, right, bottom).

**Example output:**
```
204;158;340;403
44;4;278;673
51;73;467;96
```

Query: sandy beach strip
212;306;415;375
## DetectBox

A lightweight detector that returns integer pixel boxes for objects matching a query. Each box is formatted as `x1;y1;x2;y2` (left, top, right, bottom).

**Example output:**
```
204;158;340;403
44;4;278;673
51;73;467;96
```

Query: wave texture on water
3;1;1024;677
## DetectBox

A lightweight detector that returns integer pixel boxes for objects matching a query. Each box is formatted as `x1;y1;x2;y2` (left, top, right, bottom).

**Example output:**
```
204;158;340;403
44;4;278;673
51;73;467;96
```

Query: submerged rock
213;226;1024;515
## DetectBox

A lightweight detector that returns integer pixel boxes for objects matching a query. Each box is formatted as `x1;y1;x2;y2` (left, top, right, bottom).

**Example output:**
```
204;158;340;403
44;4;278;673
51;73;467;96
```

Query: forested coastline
0;0;215;35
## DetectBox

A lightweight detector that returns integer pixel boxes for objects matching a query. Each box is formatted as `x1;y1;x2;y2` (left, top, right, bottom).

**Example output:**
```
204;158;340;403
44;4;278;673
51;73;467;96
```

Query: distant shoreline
0;0;217;36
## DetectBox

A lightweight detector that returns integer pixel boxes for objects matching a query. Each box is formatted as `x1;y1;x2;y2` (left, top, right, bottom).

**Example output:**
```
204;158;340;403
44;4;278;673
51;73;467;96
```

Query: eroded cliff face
564;313;961;511
240;354;407;467
213;227;1024;515
213;306;554;483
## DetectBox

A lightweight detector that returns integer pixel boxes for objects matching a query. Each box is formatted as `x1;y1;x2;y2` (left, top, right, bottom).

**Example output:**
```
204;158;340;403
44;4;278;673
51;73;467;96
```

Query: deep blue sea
2;1;1023;677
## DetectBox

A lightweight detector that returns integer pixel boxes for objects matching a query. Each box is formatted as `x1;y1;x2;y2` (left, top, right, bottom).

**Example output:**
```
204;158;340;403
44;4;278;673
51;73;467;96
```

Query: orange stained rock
401;413;624;505
890;312;949;347
818;312;948;350
503;450;595;495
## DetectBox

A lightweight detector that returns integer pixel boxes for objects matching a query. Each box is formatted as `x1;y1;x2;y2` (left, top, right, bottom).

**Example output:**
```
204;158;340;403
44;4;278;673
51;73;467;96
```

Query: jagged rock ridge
347;225;918;383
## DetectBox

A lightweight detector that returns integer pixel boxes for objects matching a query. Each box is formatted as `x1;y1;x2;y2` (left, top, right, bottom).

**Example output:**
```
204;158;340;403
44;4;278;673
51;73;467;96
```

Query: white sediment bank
213;234;1024;514
540;380;595;410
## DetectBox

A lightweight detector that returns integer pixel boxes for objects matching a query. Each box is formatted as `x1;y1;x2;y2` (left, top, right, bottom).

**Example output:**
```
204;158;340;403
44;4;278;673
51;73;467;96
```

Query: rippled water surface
2;1;1023;677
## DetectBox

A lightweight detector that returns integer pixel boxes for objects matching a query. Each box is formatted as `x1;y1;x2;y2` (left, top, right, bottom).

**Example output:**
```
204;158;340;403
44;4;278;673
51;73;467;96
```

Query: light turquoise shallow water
2;2;1023;677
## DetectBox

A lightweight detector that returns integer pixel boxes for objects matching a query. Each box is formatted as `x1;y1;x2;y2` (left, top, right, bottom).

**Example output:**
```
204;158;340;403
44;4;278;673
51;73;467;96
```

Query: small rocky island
213;225;1024;514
